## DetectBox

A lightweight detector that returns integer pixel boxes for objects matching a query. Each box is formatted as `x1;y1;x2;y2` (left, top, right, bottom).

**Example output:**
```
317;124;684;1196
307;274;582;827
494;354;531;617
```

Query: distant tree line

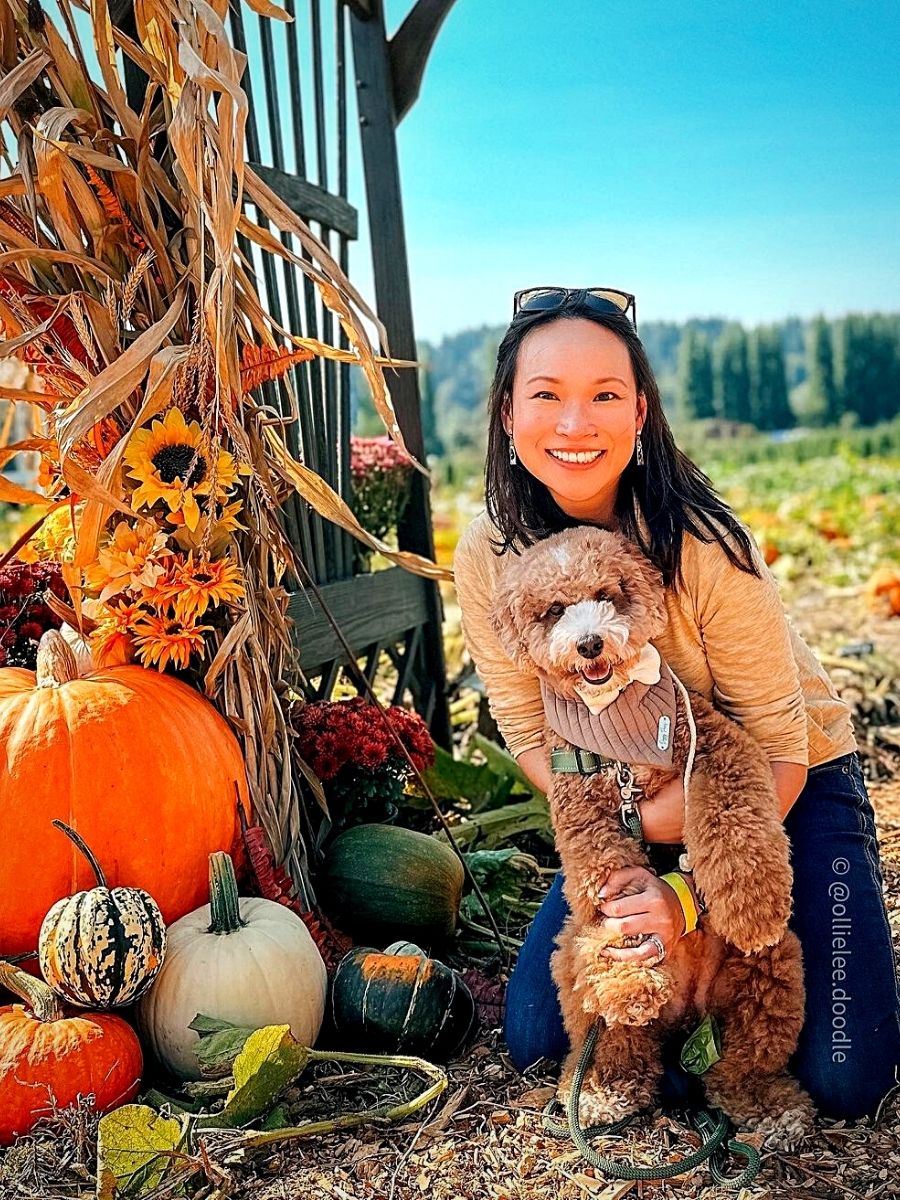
352;312;900;450
676;314;900;431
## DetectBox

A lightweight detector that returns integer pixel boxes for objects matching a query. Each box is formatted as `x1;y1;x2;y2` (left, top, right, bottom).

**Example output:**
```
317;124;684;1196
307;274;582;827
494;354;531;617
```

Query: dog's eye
542;602;565;620
594;589;610;603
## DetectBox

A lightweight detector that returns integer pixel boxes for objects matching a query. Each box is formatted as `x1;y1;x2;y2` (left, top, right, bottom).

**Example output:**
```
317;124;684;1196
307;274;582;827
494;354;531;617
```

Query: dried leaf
240;341;315;392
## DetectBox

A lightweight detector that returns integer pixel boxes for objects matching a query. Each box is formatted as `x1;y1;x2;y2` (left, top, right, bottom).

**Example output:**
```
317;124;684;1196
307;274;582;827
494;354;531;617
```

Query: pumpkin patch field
3;443;900;1199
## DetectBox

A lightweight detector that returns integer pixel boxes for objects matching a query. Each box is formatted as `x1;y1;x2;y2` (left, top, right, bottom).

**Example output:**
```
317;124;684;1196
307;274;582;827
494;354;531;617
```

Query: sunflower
123;407;247;531
150;552;245;622
84;520;173;603
131;609;213;671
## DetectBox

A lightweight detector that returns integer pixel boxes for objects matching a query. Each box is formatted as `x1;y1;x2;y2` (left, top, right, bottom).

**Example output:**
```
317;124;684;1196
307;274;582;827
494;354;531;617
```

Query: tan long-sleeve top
453;508;857;769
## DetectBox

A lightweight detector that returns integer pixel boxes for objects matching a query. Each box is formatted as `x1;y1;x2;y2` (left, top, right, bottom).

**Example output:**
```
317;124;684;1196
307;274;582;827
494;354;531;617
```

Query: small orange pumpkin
0;630;250;958
0;961;142;1145
865;567;900;618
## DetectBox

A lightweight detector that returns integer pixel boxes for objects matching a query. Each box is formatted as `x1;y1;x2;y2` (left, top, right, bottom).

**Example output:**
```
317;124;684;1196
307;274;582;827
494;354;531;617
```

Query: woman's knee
792;1009;900;1121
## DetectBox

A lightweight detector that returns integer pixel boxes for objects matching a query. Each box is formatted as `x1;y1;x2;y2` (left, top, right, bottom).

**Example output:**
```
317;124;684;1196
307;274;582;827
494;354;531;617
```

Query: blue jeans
503;751;900;1121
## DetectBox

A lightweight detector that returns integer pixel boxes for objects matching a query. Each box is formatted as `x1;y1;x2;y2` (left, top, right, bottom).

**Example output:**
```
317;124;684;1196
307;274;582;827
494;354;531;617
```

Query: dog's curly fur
491;525;816;1149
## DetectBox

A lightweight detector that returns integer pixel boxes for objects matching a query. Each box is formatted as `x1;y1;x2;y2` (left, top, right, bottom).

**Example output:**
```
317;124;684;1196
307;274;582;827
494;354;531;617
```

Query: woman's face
502;318;646;524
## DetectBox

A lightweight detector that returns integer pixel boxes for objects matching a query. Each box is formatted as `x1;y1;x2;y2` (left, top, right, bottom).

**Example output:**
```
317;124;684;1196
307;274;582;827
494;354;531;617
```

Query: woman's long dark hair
485;294;761;590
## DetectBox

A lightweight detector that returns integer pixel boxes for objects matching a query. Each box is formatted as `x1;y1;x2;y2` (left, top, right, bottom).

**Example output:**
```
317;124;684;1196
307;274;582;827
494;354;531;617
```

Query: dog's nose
576;634;604;659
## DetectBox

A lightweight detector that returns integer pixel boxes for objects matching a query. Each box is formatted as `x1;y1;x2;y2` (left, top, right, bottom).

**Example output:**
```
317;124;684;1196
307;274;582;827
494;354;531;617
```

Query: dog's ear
489;584;530;667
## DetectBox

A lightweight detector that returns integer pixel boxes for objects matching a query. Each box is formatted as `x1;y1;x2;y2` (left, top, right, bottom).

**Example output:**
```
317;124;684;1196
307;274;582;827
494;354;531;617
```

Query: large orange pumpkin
0;631;250;957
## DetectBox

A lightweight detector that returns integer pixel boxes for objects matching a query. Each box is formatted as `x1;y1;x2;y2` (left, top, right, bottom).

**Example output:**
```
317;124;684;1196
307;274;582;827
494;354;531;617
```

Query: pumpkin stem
0;960;63;1022
35;629;80;687
208;852;246;934
51;819;109;889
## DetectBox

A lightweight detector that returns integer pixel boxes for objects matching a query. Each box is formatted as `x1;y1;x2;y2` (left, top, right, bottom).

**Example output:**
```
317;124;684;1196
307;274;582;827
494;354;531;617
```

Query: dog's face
490;526;668;702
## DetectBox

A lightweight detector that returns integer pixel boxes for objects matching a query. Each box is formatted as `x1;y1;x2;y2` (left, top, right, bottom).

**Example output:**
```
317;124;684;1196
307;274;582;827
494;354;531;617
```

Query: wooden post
350;0;451;748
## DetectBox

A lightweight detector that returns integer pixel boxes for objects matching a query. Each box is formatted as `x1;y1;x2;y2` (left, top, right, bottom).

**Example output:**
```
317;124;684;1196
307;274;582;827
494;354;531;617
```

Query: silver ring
645;933;666;964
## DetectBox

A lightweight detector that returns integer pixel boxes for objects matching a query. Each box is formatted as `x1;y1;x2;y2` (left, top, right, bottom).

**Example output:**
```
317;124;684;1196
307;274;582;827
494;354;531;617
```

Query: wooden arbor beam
389;0;457;125
349;0;452;748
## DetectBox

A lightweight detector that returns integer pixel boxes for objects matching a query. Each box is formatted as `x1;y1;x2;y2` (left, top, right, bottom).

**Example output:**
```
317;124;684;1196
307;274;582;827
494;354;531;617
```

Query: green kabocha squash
331;945;476;1060
319;824;464;943
38;821;166;1008
137;852;327;1081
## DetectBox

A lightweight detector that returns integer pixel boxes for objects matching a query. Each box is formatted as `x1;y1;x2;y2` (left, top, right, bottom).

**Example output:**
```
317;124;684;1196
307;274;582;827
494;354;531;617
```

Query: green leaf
415;744;502;811
191;1013;261;1077
259;1103;292;1131
467;734;547;800
188;1014;240;1036
211;1024;310;1129
96;1104;185;1198
435;796;552;851
460;848;543;921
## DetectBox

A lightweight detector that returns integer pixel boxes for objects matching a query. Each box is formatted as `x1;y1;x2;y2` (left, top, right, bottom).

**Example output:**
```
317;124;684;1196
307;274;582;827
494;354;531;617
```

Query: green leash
542;1019;761;1188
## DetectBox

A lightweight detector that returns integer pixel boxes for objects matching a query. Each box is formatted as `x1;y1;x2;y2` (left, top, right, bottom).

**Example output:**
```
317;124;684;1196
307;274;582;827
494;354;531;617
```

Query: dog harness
541;661;678;770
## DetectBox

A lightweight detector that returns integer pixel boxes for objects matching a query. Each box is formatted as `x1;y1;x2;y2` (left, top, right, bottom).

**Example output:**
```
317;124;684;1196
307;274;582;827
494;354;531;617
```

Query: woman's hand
598;866;686;962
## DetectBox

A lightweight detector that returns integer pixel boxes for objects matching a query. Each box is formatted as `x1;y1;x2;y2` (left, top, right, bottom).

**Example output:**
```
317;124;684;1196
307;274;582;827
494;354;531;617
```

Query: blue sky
370;1;900;341
63;1;898;345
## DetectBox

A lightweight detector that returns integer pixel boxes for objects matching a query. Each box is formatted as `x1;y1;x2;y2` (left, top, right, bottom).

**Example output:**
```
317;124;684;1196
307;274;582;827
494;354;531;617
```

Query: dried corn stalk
0;0;448;901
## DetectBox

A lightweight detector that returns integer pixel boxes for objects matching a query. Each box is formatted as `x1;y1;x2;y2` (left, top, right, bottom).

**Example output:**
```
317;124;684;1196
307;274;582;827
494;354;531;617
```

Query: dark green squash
318;825;464;943
330;946;476;1060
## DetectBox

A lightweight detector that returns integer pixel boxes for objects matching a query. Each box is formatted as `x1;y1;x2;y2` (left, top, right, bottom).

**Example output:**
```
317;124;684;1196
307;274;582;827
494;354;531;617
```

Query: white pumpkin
137;852;327;1080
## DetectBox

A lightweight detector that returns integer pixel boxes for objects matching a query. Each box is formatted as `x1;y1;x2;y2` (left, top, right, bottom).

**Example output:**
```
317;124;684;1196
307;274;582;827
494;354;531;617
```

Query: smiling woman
452;288;900;1125
503;321;644;526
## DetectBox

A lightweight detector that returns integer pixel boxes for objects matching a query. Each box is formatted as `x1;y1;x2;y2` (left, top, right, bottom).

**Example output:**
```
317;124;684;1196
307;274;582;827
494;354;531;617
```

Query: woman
452;287;900;1122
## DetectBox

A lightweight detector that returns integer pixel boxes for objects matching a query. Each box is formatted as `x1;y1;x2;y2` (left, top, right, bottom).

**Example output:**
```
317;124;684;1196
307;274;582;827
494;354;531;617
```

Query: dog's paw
706;891;791;955
558;1075;650;1128
736;1103;816;1152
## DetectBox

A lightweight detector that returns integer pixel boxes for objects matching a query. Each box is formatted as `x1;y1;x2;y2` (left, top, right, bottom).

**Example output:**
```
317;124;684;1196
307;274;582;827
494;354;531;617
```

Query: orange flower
84;520;173;603
89;600;142;667
131;610;213;671
150;553;245;622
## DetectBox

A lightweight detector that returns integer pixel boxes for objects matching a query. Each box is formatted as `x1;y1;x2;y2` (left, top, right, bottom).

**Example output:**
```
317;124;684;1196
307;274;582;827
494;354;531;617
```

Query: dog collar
549;747;616;774
549;749;646;841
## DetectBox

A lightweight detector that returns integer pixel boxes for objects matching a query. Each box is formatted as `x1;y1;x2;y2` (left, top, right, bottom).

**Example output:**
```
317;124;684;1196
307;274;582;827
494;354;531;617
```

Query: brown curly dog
490;525;816;1149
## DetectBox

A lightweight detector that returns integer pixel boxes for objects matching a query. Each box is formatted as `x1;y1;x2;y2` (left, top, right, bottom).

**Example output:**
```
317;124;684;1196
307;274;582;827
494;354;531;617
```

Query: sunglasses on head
513;286;637;330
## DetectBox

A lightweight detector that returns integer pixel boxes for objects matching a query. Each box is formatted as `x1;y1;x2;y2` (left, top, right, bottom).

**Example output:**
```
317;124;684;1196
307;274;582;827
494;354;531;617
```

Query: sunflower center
152;444;207;487
195;572;214;585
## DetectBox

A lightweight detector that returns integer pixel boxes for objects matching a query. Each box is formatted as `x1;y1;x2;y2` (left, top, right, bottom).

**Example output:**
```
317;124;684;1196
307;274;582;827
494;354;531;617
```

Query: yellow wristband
660;871;700;935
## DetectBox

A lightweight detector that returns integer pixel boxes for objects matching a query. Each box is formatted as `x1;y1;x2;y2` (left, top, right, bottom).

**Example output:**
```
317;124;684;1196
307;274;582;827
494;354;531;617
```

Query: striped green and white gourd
38;820;166;1008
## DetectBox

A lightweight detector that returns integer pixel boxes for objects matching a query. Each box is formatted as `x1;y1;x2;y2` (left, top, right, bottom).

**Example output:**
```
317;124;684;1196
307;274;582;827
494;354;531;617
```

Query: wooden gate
113;0;455;744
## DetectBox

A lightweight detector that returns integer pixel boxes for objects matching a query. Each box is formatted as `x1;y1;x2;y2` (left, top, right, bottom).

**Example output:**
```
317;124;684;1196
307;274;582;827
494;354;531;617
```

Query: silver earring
508;436;518;466
635;432;645;466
